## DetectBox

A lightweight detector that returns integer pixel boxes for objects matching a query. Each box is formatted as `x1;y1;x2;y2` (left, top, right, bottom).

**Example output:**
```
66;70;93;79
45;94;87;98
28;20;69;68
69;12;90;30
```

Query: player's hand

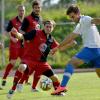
50;47;59;55
11;27;18;35
10;36;18;43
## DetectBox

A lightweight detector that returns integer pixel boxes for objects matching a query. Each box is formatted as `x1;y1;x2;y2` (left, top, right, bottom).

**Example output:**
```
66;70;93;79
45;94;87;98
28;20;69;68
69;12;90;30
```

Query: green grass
0;72;100;100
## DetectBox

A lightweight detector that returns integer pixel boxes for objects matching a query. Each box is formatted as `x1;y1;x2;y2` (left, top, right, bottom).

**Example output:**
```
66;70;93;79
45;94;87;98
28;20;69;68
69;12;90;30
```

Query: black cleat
2;80;6;86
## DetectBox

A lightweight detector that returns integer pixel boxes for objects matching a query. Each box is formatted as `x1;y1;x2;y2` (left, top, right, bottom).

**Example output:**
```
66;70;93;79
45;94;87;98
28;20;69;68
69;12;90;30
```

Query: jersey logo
39;43;47;53
36;24;40;30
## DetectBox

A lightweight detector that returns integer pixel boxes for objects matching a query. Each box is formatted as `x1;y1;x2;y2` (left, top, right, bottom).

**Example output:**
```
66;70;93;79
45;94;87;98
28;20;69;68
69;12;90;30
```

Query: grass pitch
0;72;100;100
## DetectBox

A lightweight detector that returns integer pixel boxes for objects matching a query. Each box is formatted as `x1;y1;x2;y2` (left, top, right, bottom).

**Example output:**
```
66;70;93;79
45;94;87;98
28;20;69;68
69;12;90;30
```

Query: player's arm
58;33;78;50
11;28;36;40
6;21;18;43
50;33;78;55
60;40;77;51
91;18;100;25
9;32;18;43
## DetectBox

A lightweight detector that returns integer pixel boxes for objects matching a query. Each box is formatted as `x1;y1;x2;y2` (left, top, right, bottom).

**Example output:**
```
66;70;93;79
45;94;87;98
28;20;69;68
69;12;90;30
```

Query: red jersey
25;15;40;32
21;12;42;55
6;16;22;48
21;12;41;33
22;30;59;62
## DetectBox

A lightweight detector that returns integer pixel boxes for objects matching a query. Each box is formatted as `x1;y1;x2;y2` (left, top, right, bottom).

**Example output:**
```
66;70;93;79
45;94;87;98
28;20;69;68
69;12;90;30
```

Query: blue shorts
75;47;100;68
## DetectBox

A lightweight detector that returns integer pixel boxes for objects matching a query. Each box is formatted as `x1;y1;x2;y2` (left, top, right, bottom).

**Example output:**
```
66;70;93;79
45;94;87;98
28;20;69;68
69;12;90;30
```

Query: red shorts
21;59;52;76
9;46;24;61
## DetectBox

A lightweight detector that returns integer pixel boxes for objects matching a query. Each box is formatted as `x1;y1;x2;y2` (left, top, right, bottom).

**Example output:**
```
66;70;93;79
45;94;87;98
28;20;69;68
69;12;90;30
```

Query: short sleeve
82;16;93;27
73;23;81;35
51;38;59;49
6;21;13;32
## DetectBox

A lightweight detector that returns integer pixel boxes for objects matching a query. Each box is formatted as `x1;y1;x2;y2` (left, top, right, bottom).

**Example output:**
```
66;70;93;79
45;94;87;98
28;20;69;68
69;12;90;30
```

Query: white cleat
59;92;66;96
7;90;14;99
54;92;66;96
17;84;23;92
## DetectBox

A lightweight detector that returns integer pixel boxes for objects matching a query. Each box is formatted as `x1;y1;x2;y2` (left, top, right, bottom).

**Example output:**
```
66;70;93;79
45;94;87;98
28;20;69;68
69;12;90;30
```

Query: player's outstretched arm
91;18;100;25
60;40;77;51
58;33;78;49
50;33;78;55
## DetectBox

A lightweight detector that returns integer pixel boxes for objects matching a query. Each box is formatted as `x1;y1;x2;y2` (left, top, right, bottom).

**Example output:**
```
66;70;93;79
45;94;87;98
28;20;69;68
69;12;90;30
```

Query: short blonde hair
17;5;25;10
43;20;56;27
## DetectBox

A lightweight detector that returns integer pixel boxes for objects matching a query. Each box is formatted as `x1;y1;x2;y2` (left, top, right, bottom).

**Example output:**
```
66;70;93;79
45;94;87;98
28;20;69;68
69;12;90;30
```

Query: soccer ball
40;78;52;91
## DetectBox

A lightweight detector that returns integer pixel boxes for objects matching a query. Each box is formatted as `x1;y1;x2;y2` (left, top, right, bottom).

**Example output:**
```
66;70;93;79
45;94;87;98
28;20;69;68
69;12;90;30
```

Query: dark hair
32;0;40;8
67;5;80;15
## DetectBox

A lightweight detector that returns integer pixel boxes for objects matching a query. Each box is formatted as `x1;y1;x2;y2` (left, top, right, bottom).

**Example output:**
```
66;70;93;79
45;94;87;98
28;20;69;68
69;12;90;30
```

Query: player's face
18;6;25;18
33;5;41;15
68;12;80;22
44;23;54;35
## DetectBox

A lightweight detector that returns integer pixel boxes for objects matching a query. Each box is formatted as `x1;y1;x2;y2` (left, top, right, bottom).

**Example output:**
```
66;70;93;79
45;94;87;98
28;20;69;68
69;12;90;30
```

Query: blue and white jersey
73;15;100;48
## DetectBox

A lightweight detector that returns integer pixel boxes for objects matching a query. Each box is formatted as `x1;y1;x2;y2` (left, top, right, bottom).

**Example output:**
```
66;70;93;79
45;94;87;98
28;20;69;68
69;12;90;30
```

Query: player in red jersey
18;0;42;88
1;5;25;87
7;20;63;98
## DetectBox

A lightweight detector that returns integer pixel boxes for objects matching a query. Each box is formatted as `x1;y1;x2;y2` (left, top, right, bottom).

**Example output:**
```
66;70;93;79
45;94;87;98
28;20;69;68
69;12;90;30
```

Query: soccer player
17;0;42;89
51;5;100;95
1;5;25;86
7;20;62;99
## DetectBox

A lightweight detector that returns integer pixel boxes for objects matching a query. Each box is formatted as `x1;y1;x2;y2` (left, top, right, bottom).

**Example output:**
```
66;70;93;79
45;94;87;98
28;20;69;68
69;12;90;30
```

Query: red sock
19;73;29;84
32;75;40;89
25;75;29;83
53;81;60;90
3;63;13;79
11;70;22;91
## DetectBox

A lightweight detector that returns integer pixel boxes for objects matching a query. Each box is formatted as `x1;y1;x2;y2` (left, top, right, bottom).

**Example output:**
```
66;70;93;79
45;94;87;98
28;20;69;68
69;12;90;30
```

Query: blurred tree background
0;0;100;69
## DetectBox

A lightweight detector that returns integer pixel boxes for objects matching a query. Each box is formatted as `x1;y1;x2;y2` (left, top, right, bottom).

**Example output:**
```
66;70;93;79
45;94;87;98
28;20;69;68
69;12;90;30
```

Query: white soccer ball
40;78;52;91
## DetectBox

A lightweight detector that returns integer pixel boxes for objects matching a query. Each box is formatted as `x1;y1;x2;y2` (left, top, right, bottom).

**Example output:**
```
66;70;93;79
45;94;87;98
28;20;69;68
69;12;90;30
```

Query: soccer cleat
7;89;14;99
31;88;40;92
17;84;23;92
56;92;66;96
1;80;6;86
51;86;67;95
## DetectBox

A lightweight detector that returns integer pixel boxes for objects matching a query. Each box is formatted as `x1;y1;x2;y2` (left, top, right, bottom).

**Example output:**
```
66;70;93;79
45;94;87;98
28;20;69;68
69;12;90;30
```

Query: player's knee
50;74;59;82
18;64;27;73
96;69;100;78
69;57;84;67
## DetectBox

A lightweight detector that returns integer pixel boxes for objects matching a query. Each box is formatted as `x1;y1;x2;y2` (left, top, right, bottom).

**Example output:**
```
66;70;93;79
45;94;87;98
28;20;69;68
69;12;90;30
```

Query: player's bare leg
2;59;16;86
95;68;100;78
